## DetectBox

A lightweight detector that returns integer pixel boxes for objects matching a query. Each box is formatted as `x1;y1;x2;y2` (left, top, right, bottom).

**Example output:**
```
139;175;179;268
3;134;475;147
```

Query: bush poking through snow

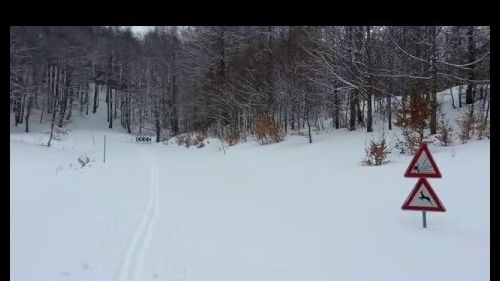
223;130;240;146
363;136;391;166
176;135;191;147
457;109;476;144
51;127;70;141
252;116;284;145
78;155;91;169
477;120;490;140
55;126;70;135
475;109;490;140
396;91;431;153
175;132;206;148
436;112;454;146
400;129;426;154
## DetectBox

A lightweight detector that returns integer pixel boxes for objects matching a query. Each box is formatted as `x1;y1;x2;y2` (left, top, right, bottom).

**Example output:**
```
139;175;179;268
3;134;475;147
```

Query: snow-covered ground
10;87;489;281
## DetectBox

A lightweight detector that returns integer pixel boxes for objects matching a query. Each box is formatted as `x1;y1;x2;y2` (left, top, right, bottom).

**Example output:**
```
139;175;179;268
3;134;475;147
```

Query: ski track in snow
116;147;160;281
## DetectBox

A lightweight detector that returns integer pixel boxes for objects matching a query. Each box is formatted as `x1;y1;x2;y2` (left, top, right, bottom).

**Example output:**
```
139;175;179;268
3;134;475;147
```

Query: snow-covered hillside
10;87;490;281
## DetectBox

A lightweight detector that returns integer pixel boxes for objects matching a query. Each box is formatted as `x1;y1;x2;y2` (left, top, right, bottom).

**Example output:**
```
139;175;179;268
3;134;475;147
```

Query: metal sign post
422;211;427;228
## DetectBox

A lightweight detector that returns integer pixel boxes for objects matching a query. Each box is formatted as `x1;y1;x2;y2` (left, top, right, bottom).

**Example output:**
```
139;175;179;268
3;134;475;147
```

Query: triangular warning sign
402;178;446;212
404;143;442;178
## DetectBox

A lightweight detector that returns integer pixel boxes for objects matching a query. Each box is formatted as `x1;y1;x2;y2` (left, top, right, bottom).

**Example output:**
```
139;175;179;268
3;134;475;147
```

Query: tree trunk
24;72;34;133
172;74;179;135
58;69;68;127
366;26;373;133
334;90;340;129
80;86;83;113
13;96;18;127
66;86;74;120
367;92;373;132
449;86;455;109
429;26;438;135
458;85;463;108
402;90;408;114
284;110;288;133
19;94;25;124
385;95;391;130
306;109;312;143
39;101;45;124
139;109;143;134
47;64;53;114
86;82;89;115
108;88;113;128
482;87;488;108
430;90;437;135
47;107;58;147
127;92;131;134
93;82;99;113
483;96;490;129
155;110;161;142
349;91;356;131
120;95;124;128
465;26;476;104
25;94;33;132
47;65;59;147
356;95;363;125
114;89;118;119
106;86;109;122
41;65;53;124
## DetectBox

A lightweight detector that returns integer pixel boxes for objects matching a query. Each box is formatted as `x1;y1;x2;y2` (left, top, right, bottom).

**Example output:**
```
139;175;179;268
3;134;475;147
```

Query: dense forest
10;26;490;144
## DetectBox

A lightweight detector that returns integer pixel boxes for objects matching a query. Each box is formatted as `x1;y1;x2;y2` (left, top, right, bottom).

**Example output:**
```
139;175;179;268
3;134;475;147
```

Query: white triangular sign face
404;143;442;178
402;178;446;212
413;152;434;173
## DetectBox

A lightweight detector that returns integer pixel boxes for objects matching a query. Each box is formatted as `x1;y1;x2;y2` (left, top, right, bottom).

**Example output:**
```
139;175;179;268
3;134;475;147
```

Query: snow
10;86;489;281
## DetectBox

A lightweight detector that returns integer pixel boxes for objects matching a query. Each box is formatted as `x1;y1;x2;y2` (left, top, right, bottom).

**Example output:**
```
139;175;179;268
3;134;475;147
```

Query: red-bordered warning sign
401;178;446;212
404;143;442;178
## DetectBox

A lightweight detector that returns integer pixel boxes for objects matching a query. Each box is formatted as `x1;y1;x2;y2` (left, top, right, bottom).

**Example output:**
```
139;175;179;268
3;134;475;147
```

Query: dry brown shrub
474;109;489;140
436;112;454;146
396;90;432;153
224;131;240;146
457;110;476;144
363;136;391;166
252;116;284;145
176;132;206;148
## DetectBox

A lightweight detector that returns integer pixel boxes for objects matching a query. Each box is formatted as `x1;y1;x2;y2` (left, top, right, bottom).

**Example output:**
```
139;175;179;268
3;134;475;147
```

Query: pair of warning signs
402;143;446;212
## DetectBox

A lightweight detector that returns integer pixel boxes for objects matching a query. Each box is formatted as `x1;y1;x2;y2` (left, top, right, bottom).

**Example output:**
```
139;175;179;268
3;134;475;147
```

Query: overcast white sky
127;26;188;39
130;26;154;36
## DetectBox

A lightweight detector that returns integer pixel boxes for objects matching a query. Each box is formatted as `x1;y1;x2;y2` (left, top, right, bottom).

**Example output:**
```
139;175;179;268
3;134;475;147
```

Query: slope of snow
10;86;489;281
437;84;490;129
